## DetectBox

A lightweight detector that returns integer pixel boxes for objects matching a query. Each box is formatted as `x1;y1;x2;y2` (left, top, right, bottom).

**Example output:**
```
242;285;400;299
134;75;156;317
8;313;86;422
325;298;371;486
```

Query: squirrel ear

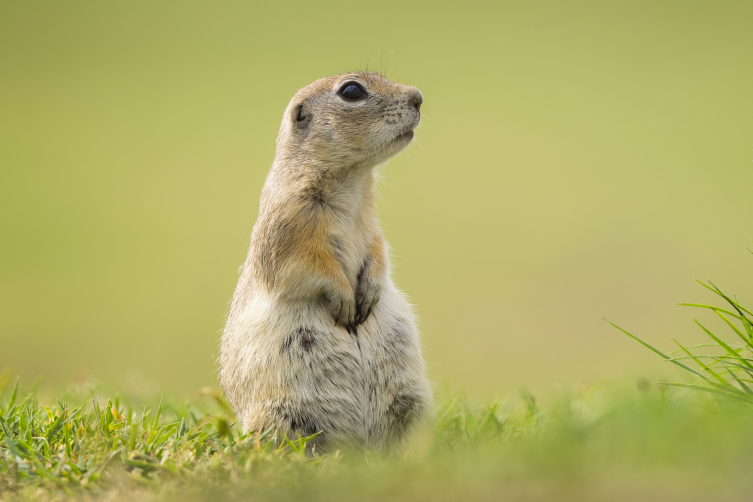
293;102;311;127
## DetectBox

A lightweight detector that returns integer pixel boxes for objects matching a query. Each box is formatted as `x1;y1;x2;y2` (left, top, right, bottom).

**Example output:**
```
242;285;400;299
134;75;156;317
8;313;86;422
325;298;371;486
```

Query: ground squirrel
220;72;431;453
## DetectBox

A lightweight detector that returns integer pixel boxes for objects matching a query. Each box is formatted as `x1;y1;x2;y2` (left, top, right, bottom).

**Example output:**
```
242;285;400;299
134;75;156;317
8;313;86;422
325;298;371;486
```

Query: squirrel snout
408;89;423;112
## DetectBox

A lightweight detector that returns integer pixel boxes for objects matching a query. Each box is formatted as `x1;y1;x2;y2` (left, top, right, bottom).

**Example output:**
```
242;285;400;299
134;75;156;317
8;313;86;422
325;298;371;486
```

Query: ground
2;378;752;502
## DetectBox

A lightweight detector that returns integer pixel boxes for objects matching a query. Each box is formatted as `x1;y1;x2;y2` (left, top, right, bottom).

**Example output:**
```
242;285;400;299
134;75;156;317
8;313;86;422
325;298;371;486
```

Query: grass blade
693;319;753;370
604;319;705;379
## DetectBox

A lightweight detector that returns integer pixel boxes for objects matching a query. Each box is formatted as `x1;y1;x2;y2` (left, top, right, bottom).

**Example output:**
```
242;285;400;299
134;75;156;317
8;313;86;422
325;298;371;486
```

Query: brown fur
220;72;431;453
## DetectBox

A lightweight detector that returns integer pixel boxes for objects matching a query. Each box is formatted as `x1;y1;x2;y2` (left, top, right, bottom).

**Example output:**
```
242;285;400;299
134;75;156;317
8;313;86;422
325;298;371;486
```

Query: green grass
608;270;753;403
2;378;753;501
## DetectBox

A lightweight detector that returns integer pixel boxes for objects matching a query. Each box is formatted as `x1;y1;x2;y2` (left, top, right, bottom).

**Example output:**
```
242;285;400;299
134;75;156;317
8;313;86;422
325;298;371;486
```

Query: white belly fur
221;279;431;452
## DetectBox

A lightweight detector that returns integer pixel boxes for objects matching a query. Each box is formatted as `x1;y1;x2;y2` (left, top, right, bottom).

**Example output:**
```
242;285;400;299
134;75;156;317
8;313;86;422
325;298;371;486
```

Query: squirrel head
275;72;422;169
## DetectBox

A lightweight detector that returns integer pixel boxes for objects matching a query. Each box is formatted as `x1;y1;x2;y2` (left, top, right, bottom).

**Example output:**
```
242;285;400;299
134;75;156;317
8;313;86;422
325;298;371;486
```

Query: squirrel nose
409;89;423;111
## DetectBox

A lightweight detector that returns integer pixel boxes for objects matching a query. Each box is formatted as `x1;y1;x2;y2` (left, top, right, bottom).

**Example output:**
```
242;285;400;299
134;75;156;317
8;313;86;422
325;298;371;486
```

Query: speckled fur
220;72;431;453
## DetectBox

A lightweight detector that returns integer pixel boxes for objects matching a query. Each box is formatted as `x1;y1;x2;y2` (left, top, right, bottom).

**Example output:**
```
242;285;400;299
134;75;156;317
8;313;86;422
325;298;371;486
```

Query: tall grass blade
604;319;705;379
693;319;753;369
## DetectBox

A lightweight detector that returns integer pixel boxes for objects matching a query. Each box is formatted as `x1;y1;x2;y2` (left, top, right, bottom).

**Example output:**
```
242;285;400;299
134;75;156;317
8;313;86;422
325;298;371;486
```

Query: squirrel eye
338;82;367;101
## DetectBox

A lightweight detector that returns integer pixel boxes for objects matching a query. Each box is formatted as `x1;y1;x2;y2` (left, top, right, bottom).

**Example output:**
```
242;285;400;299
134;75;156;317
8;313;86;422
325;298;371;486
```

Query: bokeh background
2;0;752;398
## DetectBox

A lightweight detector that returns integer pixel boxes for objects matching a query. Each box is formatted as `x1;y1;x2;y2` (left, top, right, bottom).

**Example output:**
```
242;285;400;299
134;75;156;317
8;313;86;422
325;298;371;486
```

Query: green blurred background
1;0;752;397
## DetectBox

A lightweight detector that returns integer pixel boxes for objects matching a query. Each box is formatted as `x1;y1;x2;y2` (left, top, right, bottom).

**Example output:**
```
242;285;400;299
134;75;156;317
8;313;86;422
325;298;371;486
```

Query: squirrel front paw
329;290;358;335
356;276;381;325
